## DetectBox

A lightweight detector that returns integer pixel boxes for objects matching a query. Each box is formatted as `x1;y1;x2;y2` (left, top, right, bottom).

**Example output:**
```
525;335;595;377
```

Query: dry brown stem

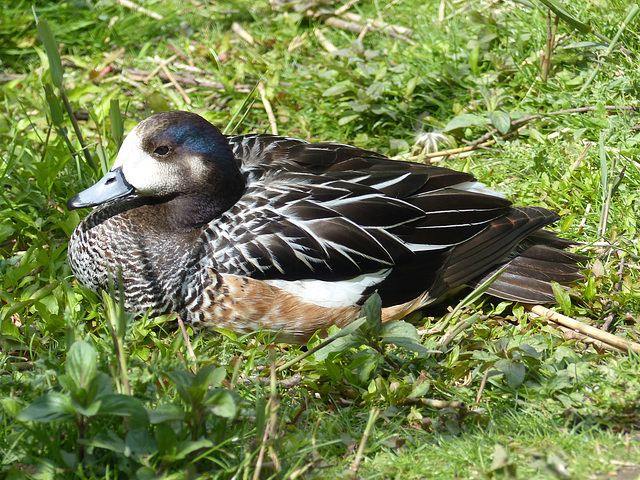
114;0;163;20
314;28;338;53
159;60;192;105
306;9;415;44
341;11;414;36
232;22;255;45
258;81;278;135
525;304;640;354
127;68;252;92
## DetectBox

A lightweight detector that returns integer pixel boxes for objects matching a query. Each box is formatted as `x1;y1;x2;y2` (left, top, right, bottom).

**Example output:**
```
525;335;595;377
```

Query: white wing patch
453;181;505;198
265;269;391;308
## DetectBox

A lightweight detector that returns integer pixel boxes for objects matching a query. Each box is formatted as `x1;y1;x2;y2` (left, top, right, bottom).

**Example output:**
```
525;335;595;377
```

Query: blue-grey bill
67;167;135;210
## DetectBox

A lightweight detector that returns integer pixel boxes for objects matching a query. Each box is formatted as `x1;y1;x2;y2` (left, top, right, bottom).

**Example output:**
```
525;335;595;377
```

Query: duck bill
67;167;135;210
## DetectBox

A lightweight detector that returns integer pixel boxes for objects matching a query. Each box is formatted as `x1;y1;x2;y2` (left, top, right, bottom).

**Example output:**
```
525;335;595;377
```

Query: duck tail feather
471;242;588;304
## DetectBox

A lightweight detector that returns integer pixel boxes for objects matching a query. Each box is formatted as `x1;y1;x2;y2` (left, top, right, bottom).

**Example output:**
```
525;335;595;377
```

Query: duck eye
153;145;171;157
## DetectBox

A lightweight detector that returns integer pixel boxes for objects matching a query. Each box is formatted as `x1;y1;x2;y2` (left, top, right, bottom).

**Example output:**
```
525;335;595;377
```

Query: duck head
67;111;245;222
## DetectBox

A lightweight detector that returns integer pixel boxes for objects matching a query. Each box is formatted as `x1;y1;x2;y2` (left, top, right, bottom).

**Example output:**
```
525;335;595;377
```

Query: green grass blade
110;99;124;149
606;4;640;55
35;18;64;89
538;0;592;35
44;84;64;127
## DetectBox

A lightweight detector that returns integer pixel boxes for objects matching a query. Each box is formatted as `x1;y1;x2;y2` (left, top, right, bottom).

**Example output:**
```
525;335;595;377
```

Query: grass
1;0;640;478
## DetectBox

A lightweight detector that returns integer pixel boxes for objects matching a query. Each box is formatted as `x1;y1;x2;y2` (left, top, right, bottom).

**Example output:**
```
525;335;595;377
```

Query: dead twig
257;81;278;135
253;347;280;480
341;11;414;37
158;58;192;105
403;398;464;409
334;0;360;16
127;68;252;92
525;304;640;354
350;407;380;478
314;28;338;53
144;55;176;82
475;369;490;403
540;11;560;82
177;315;197;369
232;22;255;45
407;139;497;163
306;9;415;44
548;320;619;352
237;373;303;389
114;0;163;20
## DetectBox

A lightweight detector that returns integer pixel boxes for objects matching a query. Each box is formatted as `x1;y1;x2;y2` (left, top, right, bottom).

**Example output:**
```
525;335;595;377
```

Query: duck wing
203;136;576;308
204;135;540;305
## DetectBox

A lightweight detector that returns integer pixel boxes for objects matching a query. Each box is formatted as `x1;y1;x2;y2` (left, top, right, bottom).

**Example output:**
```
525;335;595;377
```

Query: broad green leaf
147;403;185;424
66;340;97;392
315;336;366;362
94;372;115;400
154;424;178;456
0;224;15;244
444;113;486;132
99;394;148;420
361;293;382;335
1;397;23;417
164;369;193;404
312;317;367;361
488;110;511;135
155;423;178;456
0;318;22;340
551;282;571;313
167;439;214;462
495;359;526;389
205;389;237;418
125;428;157;456
545;372;574;392
515;344;541;359
358;356;380;383
136;467;157;480
380;321;432;356
338;114;360;125
16;393;75;423
212;327;237;341
365;82;385;100
82;431;126;454
322;81;353;97
408;380;430;399
404;72;420;99
488;444;512;472
472;350;498;362
70;398;101;417
194;364;225;390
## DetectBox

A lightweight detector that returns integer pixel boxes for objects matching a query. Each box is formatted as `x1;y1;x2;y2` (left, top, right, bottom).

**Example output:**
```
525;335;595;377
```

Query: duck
67;111;586;343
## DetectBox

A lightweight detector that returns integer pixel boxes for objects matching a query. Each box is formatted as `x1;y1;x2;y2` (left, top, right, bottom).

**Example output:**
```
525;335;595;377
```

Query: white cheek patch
111;131;183;196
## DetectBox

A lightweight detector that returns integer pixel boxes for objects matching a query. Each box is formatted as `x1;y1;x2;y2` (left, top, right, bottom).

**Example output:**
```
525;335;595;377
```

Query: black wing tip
470;241;588;304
